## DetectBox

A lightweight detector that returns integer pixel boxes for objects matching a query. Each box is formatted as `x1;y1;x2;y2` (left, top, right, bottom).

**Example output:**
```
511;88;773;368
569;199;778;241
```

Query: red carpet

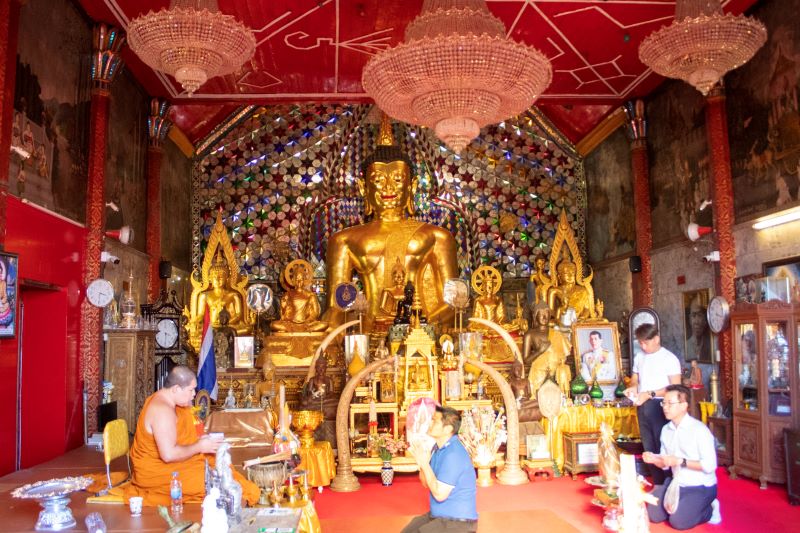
315;468;800;532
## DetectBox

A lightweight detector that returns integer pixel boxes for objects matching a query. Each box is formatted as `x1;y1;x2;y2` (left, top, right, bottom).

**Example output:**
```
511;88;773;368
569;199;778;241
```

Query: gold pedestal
330;470;361;492
476;465;494;487
257;332;325;367
496;464;530;485
291;410;323;448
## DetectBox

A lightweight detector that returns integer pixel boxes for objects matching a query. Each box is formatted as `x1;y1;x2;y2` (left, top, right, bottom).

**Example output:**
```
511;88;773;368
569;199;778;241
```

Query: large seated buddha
325;114;459;328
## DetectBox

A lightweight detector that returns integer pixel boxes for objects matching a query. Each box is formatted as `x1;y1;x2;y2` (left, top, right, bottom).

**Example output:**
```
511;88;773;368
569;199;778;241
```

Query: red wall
0;196;86;475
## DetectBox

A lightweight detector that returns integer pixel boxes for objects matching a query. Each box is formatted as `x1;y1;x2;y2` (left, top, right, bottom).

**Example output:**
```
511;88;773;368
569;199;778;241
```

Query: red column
625;100;653;308
146;99;172;302
78;24;124;434
705;86;736;402
0;0;22;245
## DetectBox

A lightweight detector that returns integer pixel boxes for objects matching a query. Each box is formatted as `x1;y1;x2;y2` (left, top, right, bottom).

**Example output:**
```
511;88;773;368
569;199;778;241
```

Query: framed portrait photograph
572;322;622;389
233;336;255;368
0;251;19;338
763;256;800;304
683;289;714;364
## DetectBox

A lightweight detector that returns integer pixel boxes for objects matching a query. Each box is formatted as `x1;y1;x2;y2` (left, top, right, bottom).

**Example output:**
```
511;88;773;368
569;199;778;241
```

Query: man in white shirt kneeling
643;384;721;529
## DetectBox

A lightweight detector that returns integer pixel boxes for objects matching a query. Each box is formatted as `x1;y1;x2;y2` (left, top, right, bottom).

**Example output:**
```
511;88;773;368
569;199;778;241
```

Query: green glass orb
614;380;627;398
589;380;604;399
570;374;588;396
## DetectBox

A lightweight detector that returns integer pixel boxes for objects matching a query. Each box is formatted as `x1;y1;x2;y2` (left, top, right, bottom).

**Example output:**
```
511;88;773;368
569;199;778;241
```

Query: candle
369;399;377;423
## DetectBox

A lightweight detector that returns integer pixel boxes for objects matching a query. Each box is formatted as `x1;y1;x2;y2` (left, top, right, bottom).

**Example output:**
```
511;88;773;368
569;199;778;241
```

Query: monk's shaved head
165;365;196;388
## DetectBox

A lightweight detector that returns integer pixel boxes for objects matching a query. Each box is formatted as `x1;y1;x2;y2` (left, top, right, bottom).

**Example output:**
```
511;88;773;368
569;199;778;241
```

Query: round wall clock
156;318;179;349
707;296;731;334
86;278;114;308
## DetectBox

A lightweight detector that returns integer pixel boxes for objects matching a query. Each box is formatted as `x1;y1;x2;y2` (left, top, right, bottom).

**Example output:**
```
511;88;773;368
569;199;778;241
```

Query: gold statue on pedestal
186;213;254;352
543;211;603;322
375;258;407;328
325;113;459;328
468;265;521;361
272;259;327;333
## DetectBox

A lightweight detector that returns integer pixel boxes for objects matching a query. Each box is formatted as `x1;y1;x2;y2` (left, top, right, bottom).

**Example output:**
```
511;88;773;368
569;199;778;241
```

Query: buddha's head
531;302;550;326
404;280;415;301
556;259;577;287
218;308;230;326
360;113;415;218
209;250;229;287
511;358;524;378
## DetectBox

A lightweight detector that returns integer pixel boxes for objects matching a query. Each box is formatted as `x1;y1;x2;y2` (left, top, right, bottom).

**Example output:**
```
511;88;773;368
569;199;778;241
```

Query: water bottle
85;512;107;533
170;471;183;515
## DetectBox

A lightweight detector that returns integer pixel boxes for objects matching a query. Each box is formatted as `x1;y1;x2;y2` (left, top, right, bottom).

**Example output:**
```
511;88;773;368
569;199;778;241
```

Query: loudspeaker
629;255;642;273
158;260;172;279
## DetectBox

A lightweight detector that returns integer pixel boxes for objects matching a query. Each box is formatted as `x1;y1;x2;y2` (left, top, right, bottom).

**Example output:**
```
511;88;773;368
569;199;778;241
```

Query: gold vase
291;410;323;448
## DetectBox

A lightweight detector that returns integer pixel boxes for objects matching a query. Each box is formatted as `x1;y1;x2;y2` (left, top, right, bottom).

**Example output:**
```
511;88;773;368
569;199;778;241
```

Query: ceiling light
362;0;551;153
752;206;800;230
127;0;256;96
639;0;766;95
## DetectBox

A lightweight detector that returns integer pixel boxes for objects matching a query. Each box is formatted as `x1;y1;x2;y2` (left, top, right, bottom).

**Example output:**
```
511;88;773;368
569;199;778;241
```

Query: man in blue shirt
402;405;478;532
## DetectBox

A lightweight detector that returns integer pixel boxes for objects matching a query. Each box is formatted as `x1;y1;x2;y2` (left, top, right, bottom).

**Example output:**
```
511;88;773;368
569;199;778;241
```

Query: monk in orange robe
123;366;260;506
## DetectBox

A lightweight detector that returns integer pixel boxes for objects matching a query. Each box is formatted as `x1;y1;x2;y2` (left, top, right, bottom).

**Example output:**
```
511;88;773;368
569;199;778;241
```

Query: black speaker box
158;260;172;279
629;255;642;273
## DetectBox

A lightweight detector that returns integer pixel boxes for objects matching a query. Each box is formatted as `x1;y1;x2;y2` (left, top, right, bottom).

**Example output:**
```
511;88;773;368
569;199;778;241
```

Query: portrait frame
763;256;800;304
526;434;550;461
233;336;255;368
682;289;714;364
0;251;19;338
572;322;622;387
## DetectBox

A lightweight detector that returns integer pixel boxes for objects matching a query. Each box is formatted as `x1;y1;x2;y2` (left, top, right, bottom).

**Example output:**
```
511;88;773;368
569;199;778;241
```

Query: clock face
156;318;179;349
707;296;730;334
629;307;658;358
86;279;114;308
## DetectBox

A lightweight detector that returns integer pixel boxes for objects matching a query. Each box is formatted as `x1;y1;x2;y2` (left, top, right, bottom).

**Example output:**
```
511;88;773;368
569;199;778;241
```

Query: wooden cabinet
730;302;798;488
104;330;155;431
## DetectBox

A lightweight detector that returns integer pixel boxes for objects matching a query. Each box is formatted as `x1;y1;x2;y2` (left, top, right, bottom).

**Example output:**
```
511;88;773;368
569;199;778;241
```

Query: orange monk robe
123;394;260;506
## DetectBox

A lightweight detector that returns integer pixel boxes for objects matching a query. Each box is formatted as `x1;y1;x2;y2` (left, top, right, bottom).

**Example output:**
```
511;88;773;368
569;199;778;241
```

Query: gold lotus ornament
291;410;323;448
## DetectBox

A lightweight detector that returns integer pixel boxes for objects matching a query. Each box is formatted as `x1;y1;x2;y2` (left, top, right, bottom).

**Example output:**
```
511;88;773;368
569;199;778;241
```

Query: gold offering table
542;404;639;473
298;441;336;487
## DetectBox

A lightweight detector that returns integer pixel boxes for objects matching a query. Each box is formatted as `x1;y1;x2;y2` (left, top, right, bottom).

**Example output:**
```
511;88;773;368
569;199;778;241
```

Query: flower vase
381;461;394;486
476;464;494;487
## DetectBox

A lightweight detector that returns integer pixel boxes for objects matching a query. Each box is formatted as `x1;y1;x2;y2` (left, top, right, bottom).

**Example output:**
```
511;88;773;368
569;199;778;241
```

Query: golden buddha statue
524;303;572;395
408;357;431;390
377;258;407;326
544;211;602;322
272;259;327;333
325;113;459;328
468;265;518;334
186;214;254;352
529;256;549;304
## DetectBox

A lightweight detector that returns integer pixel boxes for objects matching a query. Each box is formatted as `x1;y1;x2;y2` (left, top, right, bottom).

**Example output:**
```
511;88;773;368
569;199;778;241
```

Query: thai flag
197;309;217;400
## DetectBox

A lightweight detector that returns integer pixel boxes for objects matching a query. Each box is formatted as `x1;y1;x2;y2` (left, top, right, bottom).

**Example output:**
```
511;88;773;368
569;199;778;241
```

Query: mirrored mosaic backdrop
193;104;586;283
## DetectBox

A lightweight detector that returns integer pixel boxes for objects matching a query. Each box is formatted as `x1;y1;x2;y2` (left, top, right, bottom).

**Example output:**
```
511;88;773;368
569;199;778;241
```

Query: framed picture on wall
0;251;19;338
763;256;800;304
683;289;714;364
572;323;622;386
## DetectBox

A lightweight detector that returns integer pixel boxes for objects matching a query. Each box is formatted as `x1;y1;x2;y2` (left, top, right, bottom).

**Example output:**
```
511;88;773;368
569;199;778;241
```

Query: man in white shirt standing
624;323;682;485
643;384;721;529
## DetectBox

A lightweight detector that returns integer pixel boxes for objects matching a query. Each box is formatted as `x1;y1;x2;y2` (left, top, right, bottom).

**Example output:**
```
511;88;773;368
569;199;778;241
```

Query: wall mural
193;104;586;283
161;141;193;272
106;70;148;252
727;0;800;220
647;81;710;245
10;0;90;223
584;126;635;263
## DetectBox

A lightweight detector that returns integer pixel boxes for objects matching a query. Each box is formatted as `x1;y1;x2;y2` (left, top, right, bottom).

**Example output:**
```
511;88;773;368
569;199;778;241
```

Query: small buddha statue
409;357;431;390
529;256;549;304
213;309;236;370
325;113;459;327
223;386;237;410
548;250;592;322
272;260;327;333
302;356;334;406
394;281;415;325
468;266;518;333
192;249;249;336
254;357;276;404
509;358;541;423
377;258;407;325
523;304;572;395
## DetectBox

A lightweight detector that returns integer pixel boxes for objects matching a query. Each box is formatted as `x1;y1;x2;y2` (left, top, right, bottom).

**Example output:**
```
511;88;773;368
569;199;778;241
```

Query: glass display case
730;302;799;488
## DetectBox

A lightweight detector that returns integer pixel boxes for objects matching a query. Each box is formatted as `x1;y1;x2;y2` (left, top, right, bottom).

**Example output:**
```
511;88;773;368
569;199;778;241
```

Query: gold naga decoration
185;212;254;352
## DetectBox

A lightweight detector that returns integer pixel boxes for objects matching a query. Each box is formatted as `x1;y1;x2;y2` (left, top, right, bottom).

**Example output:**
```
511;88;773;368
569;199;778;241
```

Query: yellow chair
100;419;131;495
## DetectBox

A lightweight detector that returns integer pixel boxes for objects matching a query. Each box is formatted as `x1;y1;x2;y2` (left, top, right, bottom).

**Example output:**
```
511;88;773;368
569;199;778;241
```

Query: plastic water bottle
85;512;107;533
170;471;183;514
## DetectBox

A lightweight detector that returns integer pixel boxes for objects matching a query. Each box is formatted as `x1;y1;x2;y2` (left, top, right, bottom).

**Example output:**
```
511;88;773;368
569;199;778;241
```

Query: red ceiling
77;0;759;146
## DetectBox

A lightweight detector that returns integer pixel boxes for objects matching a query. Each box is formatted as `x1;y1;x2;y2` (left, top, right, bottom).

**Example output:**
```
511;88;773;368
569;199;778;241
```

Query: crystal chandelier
361;0;551;153
127;0;256;96
639;0;766;95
